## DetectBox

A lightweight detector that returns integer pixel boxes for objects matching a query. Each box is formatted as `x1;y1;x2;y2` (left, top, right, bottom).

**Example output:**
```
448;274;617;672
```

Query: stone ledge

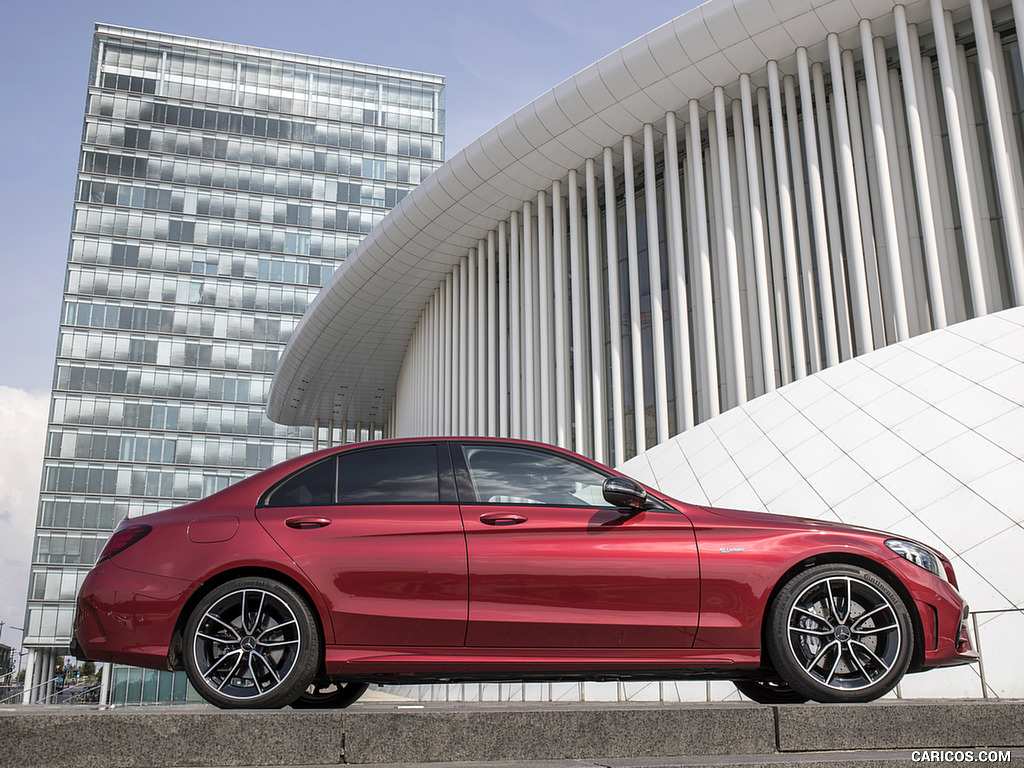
775;700;1024;752
0;709;341;768
2;700;1021;768
342;705;775;764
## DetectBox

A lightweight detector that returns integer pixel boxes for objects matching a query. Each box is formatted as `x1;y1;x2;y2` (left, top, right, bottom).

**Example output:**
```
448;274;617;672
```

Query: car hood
697;504;890;538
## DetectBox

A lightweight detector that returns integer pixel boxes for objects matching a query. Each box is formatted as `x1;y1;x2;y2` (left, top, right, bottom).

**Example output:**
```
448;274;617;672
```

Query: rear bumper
74;559;195;671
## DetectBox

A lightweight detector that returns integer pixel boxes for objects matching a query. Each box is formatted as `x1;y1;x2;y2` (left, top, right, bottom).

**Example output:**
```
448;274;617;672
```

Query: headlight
886;539;946;580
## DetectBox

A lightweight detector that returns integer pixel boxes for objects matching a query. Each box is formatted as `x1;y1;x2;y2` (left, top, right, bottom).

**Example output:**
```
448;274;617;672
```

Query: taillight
97;524;152;564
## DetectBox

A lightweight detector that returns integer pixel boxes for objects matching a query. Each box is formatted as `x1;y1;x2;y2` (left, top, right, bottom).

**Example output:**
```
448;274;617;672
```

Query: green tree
81;661;96;679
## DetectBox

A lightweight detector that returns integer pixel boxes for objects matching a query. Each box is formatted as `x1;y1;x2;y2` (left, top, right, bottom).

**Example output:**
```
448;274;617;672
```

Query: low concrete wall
1;700;1021;767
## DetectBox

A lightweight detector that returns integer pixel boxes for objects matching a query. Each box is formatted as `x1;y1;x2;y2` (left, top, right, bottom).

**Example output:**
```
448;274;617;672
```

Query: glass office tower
22;24;444;703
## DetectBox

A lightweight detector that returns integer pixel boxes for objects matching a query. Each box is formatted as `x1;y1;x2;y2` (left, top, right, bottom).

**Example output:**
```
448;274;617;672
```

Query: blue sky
0;0;701;394
0;0;703;654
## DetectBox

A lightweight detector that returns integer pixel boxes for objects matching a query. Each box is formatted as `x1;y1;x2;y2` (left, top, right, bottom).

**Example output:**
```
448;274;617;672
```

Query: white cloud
0;386;49;656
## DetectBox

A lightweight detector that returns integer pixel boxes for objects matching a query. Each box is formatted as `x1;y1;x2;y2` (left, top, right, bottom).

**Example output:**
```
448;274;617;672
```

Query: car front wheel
766;564;913;703
183;577;319;709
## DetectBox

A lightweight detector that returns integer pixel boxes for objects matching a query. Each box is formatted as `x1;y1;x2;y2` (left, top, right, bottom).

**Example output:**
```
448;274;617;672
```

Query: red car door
255;442;467;647
455;442;700;649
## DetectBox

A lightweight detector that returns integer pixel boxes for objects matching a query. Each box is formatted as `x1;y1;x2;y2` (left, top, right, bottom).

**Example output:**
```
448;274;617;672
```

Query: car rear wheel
291;680;368;708
732;678;808;703
766;564;913;703
183;577;319;709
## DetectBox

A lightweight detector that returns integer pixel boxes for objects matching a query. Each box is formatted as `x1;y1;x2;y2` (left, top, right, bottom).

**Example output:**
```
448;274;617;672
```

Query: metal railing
970;607;1023;700
60;683;103;705
0;677;58;706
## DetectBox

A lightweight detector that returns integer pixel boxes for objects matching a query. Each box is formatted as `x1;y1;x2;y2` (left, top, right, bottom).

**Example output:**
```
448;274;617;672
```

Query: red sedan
72;438;977;708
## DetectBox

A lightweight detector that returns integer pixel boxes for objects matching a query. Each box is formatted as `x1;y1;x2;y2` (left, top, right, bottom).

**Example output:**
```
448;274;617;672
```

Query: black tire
183;577;319;709
733;678;809;704
291;680;368;709
766;564;913;703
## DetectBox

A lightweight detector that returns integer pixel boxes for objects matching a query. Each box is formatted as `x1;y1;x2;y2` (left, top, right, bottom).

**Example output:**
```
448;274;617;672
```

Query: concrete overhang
267;0;937;427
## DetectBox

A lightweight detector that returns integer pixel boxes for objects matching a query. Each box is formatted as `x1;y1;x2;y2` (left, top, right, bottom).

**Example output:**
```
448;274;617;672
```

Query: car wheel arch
758;553;926;676
167;566;329;675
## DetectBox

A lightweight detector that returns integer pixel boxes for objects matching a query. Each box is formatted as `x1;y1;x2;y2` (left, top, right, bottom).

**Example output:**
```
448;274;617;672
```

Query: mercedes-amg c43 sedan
72;438;977;708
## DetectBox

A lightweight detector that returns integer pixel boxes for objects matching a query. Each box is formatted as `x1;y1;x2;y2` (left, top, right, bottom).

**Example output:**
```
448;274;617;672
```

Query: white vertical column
767;62;808;379
845;50;887;349
21;649;37;704
509;212;522;438
882;42;925;336
522;201;538;440
711;93;747;406
784;73;822;373
739;76;777;394
688;102;720;417
706;108;733;404
814;62;853;360
585;158;608;462
458;256;469;434
99;662;112;706
859;76;898;344
568;169;590;453
537;190;554;444
487;231;498;435
930;0;987;316
970;0;1024;303
551;180;569;448
955;33;1001;313
796;49;840;366
664;112;695;427
731;97;762;397
442;275;452;434
434;289;442;434
827;35;874;355
643;124;671;440
895;4;948;329
603;147;627;463
476;239;487;433
757;86;792;384
912;24;962;323
467;248;478;433
498;221;509;437
623;135;647;453
684;126;708;405
861;20;910;340
425;307;432;434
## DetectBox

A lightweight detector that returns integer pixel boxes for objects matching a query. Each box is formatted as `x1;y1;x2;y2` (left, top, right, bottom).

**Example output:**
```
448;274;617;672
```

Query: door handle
285;516;332;530
479;512;528;526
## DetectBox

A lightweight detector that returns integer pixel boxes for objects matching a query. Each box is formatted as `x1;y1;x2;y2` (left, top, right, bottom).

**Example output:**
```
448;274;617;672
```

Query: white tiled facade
622;307;1024;699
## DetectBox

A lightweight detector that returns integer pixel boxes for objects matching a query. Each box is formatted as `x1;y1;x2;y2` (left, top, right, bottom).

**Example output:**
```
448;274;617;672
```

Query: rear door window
263;457;336;507
336;444;440;504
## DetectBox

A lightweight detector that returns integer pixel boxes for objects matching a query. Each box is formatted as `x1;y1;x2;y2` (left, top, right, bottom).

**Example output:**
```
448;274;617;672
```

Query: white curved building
269;0;1024;699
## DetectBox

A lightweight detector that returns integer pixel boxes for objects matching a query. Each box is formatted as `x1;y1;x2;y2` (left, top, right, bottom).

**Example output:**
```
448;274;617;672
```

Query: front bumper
884;555;978;670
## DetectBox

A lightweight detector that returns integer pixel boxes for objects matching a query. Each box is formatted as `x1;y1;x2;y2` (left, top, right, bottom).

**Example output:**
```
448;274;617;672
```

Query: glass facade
23;24;443;696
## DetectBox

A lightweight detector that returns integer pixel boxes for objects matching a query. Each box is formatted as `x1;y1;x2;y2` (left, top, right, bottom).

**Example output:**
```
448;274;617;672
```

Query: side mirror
603;476;648;510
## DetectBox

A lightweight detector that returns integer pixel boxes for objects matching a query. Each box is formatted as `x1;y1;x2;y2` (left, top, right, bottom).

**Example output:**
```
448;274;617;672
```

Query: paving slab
775;699;1024;752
